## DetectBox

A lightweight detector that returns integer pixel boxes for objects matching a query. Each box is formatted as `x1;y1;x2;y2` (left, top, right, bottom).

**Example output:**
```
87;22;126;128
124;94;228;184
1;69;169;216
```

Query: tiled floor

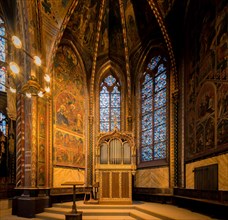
0;200;216;220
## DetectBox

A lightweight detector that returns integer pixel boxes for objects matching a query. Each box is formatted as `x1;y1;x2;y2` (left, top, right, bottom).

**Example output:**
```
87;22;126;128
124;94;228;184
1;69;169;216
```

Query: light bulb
26;92;32;98
45;86;50;93
44;74;51;82
33;56;41;66
38;91;44;97
9;62;20;74
12;36;22;49
9;87;16;93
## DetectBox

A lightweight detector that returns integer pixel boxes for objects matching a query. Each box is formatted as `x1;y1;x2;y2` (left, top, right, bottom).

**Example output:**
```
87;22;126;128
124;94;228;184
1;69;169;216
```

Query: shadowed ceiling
38;0;177;76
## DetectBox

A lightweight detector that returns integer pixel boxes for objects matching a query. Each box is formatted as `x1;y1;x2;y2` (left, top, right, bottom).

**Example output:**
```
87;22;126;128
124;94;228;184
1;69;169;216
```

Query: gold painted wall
53;167;84;187
186;153;228;190
135;167;169;188
52;45;87;185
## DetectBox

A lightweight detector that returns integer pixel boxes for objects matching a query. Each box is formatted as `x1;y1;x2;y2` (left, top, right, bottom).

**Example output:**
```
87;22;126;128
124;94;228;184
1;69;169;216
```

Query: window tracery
140;55;168;163
100;74;121;132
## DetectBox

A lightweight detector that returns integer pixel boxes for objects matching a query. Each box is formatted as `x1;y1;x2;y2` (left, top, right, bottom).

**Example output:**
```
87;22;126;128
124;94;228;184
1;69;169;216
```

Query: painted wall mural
38;99;46;186
41;0;72;26
124;0;140;52
53;45;86;168
185;2;228;160
67;0;101;52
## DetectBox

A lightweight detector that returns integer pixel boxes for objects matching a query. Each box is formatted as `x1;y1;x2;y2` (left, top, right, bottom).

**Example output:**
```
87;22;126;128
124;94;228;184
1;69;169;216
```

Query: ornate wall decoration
124;0;140;52
67;0;101;52
185;2;228;160
38;99;46;186
53;45;86;168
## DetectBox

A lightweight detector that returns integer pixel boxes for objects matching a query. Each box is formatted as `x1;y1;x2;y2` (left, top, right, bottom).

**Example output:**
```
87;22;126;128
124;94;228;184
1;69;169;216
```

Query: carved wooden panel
122;172;129;198
112;172;120;198
102;172;110;198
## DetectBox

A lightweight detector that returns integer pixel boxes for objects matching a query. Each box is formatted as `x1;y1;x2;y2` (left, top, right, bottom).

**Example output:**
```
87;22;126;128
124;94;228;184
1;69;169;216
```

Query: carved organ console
95;129;136;204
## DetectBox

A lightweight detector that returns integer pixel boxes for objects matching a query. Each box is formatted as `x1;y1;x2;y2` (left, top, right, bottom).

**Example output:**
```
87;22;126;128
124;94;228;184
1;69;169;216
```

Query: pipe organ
95;129;136;204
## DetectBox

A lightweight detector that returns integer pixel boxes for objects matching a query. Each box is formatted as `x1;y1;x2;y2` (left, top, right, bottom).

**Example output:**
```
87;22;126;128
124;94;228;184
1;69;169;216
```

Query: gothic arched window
100;74;121;132
140;55;168;164
0;17;6;92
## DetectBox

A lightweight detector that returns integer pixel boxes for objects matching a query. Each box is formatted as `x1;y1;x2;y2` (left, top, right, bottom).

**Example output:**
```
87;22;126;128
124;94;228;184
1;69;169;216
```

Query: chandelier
0;33;51;98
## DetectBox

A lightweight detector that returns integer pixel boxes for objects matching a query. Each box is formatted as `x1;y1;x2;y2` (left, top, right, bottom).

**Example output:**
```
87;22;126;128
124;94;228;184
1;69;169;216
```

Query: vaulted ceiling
36;0;178;77
1;0;181;80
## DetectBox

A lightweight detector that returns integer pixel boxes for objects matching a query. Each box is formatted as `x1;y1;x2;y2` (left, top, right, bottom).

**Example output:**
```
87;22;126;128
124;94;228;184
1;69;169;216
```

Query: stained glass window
100;74;121;132
140;55;168;163
0;17;6;92
0;112;6;135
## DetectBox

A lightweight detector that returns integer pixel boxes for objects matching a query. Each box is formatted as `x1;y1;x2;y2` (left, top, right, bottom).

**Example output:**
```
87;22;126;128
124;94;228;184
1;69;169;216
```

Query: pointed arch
136;49;170;167
95;61;126;133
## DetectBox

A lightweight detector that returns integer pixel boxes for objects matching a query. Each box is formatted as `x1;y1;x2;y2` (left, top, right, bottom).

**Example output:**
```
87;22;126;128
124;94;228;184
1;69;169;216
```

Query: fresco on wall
217;84;228;145
185;2;228;160
54;129;85;167
53;46;86;168
56;92;84;134
67;0;101;52
38;99;46;186
41;0;72;26
98;0;109;54
156;0;176;18
196;83;215;120
39;139;45;163
124;0;140;51
38;163;45;186
109;0;124;57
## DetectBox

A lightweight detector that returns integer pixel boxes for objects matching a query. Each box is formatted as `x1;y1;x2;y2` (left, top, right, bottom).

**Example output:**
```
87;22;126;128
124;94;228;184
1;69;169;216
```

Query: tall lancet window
140;55;168;164
100;74;121;132
0;17;6;92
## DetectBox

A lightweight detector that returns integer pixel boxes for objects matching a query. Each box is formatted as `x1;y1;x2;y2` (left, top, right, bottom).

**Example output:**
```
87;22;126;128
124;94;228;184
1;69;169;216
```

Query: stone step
53;202;135;209
36;204;163;220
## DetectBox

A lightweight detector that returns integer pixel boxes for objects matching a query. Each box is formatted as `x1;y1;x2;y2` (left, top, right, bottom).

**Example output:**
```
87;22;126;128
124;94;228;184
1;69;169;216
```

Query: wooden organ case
95;129;136;204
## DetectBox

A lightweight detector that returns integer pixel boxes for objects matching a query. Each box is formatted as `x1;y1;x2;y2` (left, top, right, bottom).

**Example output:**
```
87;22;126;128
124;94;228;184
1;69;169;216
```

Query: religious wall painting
98;0;109;54
124;0;140;51
67;0;100;52
41;0;73;26
218;85;228;118
217;119;228;146
187;111;196;156
199;10;215;62
53;45;86;168
196;82;215;121
185;1;228;160
39;138;45;163
205;117;215;150
214;4;228;67
156;0;175;18
38;163;45;186
55;92;84;134
38;99;46;138
109;0;125;56
186;70;196;108
53;47;84;97
217;84;228;147
196;124;204;153
54;129;85;168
